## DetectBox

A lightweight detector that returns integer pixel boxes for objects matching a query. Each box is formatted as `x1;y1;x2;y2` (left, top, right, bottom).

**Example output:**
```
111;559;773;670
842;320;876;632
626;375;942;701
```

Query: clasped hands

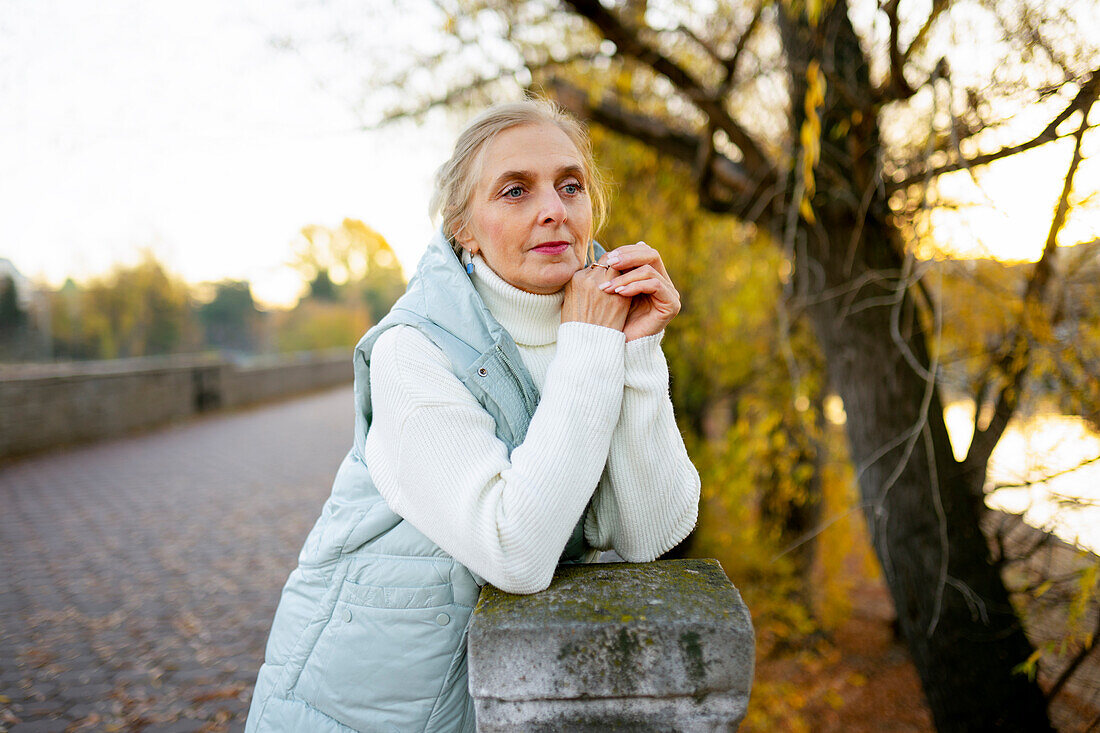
561;241;681;342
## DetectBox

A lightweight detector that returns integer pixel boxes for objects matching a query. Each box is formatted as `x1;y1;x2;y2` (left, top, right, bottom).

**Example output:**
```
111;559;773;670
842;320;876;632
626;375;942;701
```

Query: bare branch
548;77;767;216
675;3;763;98
673;23;723;65
963;95;1094;474
987;0;1075;83
720;4;765;95
892;121;1095;192
885;0;915;99
563;0;774;177
901;0;951;66
550;78;698;159
963;354;1025;480
689;5;765;211
890;65;1100;190
376;50;602;125
988;453;1100;492
692;121;718;206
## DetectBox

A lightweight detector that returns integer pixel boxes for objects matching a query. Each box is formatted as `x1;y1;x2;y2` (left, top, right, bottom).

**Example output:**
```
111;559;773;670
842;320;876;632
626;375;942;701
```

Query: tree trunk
778;3;1052;729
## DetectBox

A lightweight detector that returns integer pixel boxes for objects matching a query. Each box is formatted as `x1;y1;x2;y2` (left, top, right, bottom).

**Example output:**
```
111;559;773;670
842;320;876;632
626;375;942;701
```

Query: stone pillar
468;558;754;732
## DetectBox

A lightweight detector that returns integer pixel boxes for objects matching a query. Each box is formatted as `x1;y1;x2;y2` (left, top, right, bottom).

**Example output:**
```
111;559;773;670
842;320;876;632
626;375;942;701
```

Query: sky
930;136;1100;262
2;1;1098;309
1;0;456;307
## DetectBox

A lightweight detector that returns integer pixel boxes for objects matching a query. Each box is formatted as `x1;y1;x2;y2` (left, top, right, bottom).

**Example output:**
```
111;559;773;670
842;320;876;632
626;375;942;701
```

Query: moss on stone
474;559;741;628
467;557;756;710
678;630;707;683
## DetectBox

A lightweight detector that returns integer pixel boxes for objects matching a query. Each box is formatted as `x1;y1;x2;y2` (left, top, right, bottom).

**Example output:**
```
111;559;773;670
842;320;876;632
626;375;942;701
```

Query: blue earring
465;261;474;275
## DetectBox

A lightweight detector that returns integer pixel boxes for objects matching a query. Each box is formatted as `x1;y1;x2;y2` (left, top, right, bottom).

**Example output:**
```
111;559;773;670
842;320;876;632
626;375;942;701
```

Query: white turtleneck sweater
363;254;700;594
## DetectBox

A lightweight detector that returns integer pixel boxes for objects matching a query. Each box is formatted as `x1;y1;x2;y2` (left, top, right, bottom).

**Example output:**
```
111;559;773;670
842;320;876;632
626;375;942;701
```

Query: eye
503;185;525;198
561;181;584;196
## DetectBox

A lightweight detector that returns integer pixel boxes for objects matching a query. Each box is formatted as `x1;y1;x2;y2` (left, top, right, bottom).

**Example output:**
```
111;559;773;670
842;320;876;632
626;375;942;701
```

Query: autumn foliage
35;220;407;362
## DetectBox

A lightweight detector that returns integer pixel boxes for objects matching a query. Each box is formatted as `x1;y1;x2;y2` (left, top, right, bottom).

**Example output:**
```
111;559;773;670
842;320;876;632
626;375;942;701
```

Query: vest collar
398;229;504;354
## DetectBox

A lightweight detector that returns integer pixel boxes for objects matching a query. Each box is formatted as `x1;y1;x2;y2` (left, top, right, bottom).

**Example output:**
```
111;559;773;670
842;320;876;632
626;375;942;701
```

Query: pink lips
531;242;570;255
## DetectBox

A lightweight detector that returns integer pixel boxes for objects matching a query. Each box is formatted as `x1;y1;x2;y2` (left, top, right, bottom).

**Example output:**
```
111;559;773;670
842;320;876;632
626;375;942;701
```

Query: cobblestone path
1;386;353;732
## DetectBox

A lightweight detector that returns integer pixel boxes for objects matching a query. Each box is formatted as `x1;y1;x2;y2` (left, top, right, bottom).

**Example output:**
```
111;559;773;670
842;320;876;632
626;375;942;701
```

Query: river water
944;403;1100;554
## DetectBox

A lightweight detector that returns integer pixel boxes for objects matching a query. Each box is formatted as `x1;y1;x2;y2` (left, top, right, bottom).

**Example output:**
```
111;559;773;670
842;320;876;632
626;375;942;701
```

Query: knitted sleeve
582;332;700;560
364;321;625;594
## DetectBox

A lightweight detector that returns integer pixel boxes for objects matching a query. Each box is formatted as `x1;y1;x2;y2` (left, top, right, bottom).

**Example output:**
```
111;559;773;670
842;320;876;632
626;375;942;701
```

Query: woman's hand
598;242;681;341
562;264;630;332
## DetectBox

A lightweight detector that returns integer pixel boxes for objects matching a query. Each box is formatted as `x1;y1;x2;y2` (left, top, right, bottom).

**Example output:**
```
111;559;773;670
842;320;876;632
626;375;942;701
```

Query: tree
48;278;93;361
307;269;340;301
195;279;264;353
50;253;199;360
367;0;1100;728
290;218;406;319
276;218;408;352
0;274;26;334
0;273;32;361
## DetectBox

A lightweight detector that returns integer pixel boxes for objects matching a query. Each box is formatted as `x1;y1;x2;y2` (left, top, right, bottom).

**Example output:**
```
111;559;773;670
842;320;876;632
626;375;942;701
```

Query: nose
537;186;568;226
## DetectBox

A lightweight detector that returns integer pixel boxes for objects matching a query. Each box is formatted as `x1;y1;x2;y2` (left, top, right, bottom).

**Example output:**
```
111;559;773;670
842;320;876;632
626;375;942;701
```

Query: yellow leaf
800;197;816;223
807;0;823;26
1013;648;1043;681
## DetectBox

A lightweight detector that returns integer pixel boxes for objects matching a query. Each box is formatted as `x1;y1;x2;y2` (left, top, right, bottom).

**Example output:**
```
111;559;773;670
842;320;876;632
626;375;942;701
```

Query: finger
598;264;668;292
612;276;676;302
604;241;668;277
611;277;681;313
592;265;620;282
574;265;615;282
592;252;624;275
589;267;622;288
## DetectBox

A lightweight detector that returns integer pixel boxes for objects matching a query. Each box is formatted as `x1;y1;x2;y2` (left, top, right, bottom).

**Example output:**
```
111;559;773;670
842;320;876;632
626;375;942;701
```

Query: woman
245;98;700;733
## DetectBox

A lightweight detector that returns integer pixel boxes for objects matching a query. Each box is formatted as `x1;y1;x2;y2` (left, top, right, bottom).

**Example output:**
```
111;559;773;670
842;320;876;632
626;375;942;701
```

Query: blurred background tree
48;253;200;360
18;219;408;362
0;270;41;361
276;218;407;352
194;280;265;355
0;275;27;333
290;218;406;323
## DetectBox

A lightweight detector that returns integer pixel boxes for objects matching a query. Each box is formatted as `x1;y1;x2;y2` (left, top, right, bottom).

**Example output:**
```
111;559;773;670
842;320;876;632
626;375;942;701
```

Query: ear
454;225;478;255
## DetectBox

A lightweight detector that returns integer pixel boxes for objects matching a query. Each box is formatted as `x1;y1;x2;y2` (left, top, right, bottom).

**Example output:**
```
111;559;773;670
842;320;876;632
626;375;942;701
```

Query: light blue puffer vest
245;232;603;733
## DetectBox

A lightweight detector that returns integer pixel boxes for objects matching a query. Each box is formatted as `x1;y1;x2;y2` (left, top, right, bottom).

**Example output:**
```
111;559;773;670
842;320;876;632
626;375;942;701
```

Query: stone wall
0;349;351;458
220;351;353;409
468;559;755;731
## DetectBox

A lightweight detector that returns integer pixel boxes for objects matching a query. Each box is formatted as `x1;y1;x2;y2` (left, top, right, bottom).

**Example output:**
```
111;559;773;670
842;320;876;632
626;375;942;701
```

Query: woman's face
455;122;593;294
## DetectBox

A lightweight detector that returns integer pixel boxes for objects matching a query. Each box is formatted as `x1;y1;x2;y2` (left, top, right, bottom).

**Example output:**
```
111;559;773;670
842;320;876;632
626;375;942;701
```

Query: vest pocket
424;619;475;733
294;577;472;733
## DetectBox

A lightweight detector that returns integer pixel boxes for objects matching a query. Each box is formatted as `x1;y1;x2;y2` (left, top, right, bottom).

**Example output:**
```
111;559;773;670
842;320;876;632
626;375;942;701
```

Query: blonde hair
430;97;609;251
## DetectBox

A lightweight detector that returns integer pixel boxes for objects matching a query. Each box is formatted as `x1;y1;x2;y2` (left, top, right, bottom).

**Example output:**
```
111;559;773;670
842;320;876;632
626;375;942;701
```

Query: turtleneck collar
462;251;563;347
